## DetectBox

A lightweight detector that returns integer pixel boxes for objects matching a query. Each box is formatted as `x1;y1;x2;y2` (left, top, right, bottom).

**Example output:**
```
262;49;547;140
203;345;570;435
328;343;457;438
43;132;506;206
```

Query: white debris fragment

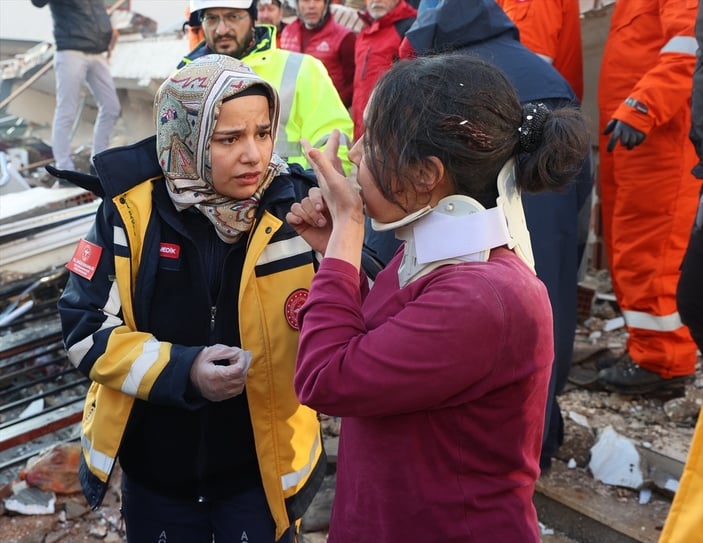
589;426;644;489
567;458;577;469
538;522;554;536
18;398;44;419
568;411;591;428
603;316;625;332
639;488;652;504
664;478;679;493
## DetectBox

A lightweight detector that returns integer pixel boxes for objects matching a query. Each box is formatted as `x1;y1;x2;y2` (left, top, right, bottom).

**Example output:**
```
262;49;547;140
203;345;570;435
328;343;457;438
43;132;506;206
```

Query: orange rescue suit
496;0;583;101
598;0;701;377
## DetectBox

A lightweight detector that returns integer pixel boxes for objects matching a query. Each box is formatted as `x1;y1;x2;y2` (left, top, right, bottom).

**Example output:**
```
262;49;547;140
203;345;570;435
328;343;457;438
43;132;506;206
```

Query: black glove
604;119;646;152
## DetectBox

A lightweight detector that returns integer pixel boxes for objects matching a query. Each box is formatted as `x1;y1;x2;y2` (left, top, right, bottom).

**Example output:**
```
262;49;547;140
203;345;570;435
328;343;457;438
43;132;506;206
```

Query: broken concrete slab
3;481;56;515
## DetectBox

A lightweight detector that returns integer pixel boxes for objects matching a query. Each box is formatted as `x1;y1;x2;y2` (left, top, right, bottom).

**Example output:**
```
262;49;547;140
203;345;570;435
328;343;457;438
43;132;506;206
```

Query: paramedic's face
210;95;273;200
366;0;398;19
202;8;254;59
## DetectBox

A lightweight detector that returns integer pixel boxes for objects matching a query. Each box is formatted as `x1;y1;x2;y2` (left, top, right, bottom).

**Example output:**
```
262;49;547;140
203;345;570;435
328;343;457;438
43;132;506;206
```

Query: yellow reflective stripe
661;36;697;55
280;432;321;491
622;309;684;332
258;236;312;266
82;432;115;478
121;337;161;396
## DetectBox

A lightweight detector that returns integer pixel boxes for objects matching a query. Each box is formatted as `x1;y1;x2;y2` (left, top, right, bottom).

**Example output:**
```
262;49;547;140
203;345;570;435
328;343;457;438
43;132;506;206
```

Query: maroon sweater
296;248;553;542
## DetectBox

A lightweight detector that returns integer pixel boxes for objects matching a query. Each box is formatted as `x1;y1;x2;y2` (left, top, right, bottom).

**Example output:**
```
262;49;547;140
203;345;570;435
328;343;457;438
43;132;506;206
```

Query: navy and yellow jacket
55;136;326;539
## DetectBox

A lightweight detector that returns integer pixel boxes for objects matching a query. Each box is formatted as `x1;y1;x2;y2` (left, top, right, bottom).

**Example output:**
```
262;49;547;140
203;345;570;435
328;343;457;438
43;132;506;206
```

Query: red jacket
352;1;417;140
280;14;356;107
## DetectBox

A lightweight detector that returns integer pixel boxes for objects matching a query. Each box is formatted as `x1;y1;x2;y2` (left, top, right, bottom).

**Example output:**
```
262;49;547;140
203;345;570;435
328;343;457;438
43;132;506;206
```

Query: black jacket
32;0;113;53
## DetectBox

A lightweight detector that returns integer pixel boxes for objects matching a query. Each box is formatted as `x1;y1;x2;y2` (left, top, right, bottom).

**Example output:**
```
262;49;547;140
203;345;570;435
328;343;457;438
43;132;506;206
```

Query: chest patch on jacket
159;242;181;259
285;289;309;330
66;238;102;280
159;242;181;271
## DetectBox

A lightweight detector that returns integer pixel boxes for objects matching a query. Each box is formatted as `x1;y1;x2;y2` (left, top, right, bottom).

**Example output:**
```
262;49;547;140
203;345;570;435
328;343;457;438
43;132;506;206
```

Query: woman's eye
257;130;271;139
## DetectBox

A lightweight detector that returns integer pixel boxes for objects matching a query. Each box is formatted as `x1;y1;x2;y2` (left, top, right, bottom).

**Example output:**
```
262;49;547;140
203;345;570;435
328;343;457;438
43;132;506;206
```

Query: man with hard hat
256;0;287;44
181;0;354;173
280;0;356;107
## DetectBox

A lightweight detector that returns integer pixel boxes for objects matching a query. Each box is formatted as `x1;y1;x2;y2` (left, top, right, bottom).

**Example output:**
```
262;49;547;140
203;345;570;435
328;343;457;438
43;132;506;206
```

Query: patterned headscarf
155;54;288;243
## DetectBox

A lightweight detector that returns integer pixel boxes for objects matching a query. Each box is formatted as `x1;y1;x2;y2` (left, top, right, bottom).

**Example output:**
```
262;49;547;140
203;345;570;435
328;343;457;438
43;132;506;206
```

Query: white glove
189;344;252;402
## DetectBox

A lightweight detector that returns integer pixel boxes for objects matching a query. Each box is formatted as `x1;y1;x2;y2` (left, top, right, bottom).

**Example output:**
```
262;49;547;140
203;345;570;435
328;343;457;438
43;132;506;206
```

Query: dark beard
212;26;255;59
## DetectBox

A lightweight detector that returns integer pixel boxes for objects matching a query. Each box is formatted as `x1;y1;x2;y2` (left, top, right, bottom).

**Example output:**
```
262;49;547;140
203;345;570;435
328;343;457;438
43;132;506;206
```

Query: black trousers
121;472;295;543
677;189;703;353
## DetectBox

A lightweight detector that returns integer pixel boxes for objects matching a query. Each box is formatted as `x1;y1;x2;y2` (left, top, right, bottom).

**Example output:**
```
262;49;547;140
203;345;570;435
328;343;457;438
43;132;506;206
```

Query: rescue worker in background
352;0;417;141
596;0;701;395
659;2;703;537
257;0;287;46
181;0;354;173
496;0;583;102
184;6;205;50
280;0;356;107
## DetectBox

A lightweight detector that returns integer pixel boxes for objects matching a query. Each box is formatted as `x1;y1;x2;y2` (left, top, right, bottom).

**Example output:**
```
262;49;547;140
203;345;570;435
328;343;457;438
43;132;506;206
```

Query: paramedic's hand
190;344;251;402
604;119;646;152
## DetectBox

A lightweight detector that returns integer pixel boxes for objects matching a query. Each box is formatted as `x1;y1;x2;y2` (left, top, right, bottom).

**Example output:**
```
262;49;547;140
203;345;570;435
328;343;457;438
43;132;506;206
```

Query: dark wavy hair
362;53;590;210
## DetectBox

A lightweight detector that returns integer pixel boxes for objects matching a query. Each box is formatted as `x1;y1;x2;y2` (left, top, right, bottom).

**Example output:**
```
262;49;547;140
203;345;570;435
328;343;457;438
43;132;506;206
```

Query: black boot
596;354;693;395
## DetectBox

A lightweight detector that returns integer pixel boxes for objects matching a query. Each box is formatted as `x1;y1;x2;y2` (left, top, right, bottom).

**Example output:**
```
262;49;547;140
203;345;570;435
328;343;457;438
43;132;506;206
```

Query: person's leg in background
523;181;581;469
52;50;88;170
85;53;120;158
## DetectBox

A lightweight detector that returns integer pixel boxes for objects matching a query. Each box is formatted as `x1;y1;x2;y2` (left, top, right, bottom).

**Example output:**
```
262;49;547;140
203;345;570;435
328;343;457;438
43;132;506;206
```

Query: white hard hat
190;0;254;11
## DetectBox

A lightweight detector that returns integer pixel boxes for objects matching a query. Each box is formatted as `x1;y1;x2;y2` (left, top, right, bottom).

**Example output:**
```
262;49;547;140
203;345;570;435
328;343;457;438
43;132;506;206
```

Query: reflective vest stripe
622;309;684;332
275;53;304;159
280;431;321;491
312;132;352;150
258;236;312;265
82;433;115;477
661;36;697;55
66;281;122;368
275;140;303;160
121;337;161;396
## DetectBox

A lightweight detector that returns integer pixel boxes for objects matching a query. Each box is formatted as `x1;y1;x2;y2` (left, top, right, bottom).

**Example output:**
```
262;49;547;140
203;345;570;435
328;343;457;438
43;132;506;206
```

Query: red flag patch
66;239;102;280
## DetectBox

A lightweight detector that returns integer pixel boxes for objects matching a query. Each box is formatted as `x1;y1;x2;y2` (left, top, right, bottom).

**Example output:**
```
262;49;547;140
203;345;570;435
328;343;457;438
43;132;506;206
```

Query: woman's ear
413;156;446;194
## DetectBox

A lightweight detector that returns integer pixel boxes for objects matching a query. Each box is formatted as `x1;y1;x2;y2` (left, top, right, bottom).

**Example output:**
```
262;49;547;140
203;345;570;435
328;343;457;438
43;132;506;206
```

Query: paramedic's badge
66;239;103;280
284;289;309;330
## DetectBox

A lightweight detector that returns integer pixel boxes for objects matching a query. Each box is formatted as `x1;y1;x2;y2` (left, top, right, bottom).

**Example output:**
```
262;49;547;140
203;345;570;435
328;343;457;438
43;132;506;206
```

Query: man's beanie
190;0;258;24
